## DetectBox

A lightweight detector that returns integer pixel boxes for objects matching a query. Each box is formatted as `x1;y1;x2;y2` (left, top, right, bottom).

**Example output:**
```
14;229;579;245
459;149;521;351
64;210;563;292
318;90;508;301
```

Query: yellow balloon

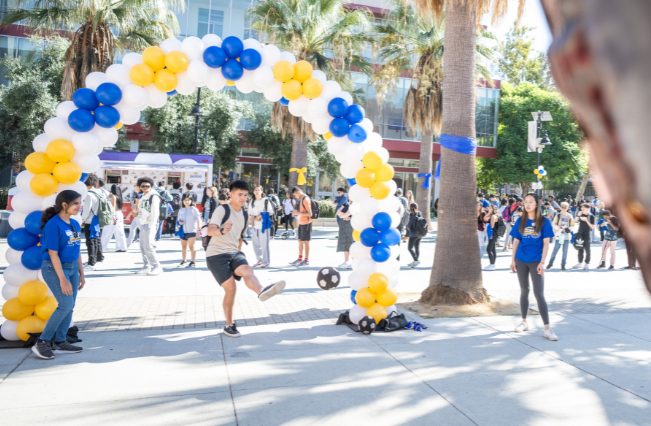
376;287;398;307
53;161;82;185
46;139;75;162
114;122;124;130
154;69;178;92
370;181;390;200
2;298;35;321
142;46;166;71
293;60;313;83
35;296;58;321
324;131;333;140
25;152;56;175
368;272;389;293
355;288;376;308
367;303;388;323
30;173;59;197
16;316;45;341
281;80;303;101
129;63;155;86
273;60;295;82
362;151;383;170
165;50;189;73
355;168;376;188
302;77;323;99
375;163;395;182
353;230;360;241
18;280;48;306
226;80;236;86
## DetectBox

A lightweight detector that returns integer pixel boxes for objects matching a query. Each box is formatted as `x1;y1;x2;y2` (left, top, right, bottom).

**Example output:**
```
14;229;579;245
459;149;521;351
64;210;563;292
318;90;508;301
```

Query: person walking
597;210;620;270
332;187;348;226
202;186;219;224
154;181;173;245
205;180;286;338
395;189;410;239
477;201;488;259
406;202;423;268
572;203;596;270
32;190;85;359
266;188;280;237
183;182;198;203
126;184;142;248
405;190;414;207
620;222;638;270
336;200;353;269
289;186;313;267
596;202;606;241
509;193;557;341
281;192;296;237
249;186;275;268
502;198;517;251
176;196;202;268
483;204;500;271
97;178;110;197
546;202;575;270
81;174;106;271
101;184;127;252
135;177;163;275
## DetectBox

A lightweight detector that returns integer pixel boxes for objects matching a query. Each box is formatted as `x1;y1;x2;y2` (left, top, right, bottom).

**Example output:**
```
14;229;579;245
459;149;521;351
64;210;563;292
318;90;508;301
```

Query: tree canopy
497;24;552;90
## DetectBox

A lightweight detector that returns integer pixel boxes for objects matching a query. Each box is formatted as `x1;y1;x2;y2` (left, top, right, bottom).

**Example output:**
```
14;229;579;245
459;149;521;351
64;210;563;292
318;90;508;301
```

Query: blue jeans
155;219;164;241
40;260;79;342
549;239;569;266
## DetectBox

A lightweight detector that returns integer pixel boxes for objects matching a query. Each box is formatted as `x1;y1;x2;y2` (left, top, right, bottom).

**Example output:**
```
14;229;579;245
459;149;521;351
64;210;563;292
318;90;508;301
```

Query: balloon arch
0;35;403;341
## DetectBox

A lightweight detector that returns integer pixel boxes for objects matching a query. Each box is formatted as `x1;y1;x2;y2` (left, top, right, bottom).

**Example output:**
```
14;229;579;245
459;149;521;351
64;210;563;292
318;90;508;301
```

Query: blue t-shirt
480;199;490;208
41;215;82;263
510;217;554;263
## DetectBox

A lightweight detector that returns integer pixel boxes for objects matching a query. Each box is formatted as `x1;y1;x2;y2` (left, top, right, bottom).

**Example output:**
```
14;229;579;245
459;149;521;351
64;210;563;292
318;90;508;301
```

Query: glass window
388;158;404;167
404;173;418;198
0;35;16;86
393;172;404;193
241;146;260;157
197;7;224;38
318;170;333;193
260;164;279;193
17;37;39;60
240;163;260;189
218;166;240;191
404;159;419;168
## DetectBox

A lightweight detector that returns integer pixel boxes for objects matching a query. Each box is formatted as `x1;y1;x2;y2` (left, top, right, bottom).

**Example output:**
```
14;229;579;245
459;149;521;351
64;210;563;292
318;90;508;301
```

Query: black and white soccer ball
317;267;341;290
359;316;377;335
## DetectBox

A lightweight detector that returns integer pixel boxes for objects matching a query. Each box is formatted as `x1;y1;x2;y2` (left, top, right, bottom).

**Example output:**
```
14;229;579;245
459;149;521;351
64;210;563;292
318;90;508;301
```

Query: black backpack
170;192;181;213
496;216;506;237
414;216;428;238
201;204;249;250
301;197;320;219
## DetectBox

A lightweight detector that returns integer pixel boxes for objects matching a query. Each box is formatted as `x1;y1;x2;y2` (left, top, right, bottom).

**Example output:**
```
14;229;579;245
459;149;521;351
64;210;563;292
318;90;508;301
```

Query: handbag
174;222;184;238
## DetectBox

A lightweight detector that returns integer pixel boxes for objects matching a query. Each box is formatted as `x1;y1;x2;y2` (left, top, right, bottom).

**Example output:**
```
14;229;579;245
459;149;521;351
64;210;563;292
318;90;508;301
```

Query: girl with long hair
203;186;219;224
483;204;500;271
406;190;414;206
32;190;85;360
249;185;274;267
101;184;127;252
509;193;557;341
177;196;202;268
406;202;423;268
477;201;488;259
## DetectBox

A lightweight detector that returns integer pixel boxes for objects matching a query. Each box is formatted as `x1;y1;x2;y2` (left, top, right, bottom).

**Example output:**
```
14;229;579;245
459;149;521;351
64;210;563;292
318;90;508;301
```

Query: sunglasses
140;185;151;188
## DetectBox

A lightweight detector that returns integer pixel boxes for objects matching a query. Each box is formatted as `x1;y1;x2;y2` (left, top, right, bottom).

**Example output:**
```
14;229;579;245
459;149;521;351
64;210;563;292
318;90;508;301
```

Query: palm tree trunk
416;130;433;229
575;173;590;200
289;128;308;192
421;0;489;305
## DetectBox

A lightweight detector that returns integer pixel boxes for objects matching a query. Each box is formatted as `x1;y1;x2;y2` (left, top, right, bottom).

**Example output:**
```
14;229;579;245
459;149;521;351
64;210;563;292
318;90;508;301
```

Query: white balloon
44;117;75;140
312;69;327;84
366;132;383;149
390;211;401;228
15;171;34;193
348;184;371;202
288;95;309;117
340;161;363;179
2;283;20;300
350;241;371;261
161;37;183;54
37;268;46;284
387;179;398;195
4;263;38;287
349;202;361;215
355;258;378;277
114;103;140;125
360;198;380;216
144;84;167;108
386;304;398;316
182;36;205;61
176;72;197;95
321;81;342;101
377;258;400;277
85;72;107;91
253;83;265;93
90;126;118;147
11;191;43;214
71;153;101;173
41;193;58;210
348;272;367;291
8;211;27;229
0;320;19;341
261;44;281;67
71;133;99;156
388;275;398;288
378;195;400;213
121;52;143;69
252;66;275;88
122;84;148;109
235;70;256;93
312;116;332;135
351;214;372;231
5;247;23;265
206;68;227;91
263;80;283;102
302;110;315;123
243;38;262;53
106;64;132;90
334;151;347;164
344;144;365;163
94;143;104;155
280;51;296;64
202;34;222;48
56;101;77;120
327;137;348;156
349;304;367;325
32;133;52;153
59;181;88;200
307;98;328;118
376;147;390;163
339;91;353;105
187;59;210;83
359;118;373;134
390;243;401;259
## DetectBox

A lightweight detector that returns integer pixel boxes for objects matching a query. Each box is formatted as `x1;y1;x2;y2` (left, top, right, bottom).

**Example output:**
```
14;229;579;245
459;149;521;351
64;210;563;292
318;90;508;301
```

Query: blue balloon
346;178;357;187
279;97;290;106
371;243;391;262
68;109;95;132
21;246;43;270
221;59;244;81
94;105;120;128
345;104;364;124
348;124;367;143
360;227;380;247
203;46;227;68
8;227;40;251
372;212;392;232
167;90;177;96
380;227;401;246
24;210;44;236
350;290;357;305
329;117;350;137
328;97;349;118
80;172;89;182
73;88;99;111
95;82;122;106
240;48;262;70
221;36;244;59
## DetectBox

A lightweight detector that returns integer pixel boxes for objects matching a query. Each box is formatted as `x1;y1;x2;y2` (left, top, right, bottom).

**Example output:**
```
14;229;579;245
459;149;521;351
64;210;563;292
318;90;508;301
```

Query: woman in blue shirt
509;193;558;341
31;190;86;360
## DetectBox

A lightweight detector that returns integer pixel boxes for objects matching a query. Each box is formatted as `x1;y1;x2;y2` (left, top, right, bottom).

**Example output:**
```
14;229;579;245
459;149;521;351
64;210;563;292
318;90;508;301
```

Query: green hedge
318;199;336;218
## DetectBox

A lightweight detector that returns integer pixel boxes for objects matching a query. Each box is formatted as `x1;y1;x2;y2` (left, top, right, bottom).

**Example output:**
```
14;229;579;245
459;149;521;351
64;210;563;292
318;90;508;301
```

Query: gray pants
252;228;271;264
515;259;550;325
139;223;160;269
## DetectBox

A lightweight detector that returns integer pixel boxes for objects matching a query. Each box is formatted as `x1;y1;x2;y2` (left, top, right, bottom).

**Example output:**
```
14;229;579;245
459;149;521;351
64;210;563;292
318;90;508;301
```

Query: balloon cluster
534;165;547;178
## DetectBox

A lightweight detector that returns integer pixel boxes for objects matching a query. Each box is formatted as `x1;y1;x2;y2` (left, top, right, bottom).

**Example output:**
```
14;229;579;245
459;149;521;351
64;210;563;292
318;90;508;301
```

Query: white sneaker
135;267;150;275
83;264;96;272
583;264;590;270
572;263;584;269
544;329;558;341
514;322;529;332
345;262;353;269
483;264;496;271
147;267;163;275
411;261;420;268
406;261;414;268
337;262;348;269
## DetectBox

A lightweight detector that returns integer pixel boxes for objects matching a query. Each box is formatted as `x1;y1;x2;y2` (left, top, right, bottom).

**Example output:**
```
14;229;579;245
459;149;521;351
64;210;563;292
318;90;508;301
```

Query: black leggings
283;213;294;231
487;234;497;264
408;237;421;261
515;259;550;325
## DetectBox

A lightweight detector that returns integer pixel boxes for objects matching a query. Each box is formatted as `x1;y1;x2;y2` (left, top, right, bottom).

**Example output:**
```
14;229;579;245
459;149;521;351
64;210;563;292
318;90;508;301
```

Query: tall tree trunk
288;128;308;193
575;173;590;200
421;0;489;305
416;130;433;229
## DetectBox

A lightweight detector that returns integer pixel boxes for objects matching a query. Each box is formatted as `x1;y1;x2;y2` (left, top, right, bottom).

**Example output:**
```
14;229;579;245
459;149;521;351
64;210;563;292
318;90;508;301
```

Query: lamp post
189;88;204;155
530;111;553;195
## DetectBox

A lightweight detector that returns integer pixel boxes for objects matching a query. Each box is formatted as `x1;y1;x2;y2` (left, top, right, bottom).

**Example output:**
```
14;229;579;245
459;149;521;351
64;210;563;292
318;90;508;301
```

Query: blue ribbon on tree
434;134;477;180
417;173;432;189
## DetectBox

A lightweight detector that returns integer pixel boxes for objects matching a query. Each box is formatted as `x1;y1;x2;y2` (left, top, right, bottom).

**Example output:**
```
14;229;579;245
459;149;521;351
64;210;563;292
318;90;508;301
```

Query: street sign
528;121;537;152
531;111;553;121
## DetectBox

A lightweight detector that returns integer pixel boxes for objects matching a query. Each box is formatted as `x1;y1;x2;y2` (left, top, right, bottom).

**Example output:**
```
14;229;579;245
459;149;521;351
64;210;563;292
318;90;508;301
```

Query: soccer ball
317;267;341;290
359;316;377;335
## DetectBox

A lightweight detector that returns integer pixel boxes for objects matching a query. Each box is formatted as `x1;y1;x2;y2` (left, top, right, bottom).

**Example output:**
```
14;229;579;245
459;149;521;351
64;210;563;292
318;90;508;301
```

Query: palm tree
248;0;373;190
2;0;183;100
373;0;493;228
414;0;524;305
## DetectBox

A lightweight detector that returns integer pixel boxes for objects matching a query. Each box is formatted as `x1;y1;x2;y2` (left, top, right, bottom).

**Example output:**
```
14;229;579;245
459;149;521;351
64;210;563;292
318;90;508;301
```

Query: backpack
90;191;114;228
170;192;181;213
398;196;410;226
301;197;320;219
265;198;279;235
496;216;506;237
414;216;428;238
202;204;249;250
502;206;512;222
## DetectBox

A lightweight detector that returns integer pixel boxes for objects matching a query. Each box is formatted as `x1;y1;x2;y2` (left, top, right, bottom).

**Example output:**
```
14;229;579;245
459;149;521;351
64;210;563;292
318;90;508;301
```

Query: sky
484;0;552;53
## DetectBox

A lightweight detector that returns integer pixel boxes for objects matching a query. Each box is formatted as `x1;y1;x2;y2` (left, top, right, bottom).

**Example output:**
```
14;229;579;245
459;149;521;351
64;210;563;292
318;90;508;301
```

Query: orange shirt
299;197;312;225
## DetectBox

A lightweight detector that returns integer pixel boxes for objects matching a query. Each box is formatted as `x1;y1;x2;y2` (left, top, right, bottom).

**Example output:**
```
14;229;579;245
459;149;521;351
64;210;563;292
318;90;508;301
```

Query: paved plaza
1;228;650;425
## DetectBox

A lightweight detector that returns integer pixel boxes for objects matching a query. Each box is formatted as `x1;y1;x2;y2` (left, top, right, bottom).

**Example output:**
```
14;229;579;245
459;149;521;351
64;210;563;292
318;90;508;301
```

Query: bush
318;199;336;218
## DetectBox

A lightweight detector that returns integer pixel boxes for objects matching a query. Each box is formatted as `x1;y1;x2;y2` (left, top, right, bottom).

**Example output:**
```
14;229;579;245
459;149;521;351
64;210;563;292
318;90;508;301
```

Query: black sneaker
546;263;553;270
223;323;240;338
53;341;83;354
186;261;196;268
258;280;286;301
561;265;566;271
31;340;55;360
608;265;614;270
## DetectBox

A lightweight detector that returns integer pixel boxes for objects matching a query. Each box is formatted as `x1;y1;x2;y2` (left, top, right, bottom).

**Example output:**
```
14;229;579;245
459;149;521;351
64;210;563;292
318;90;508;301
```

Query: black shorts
298;223;312;241
180;232;197;240
206;252;248;285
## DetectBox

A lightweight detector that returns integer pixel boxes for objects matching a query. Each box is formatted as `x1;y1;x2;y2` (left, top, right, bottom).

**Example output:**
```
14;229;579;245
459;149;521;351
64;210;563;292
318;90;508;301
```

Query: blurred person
154;180;173;245
135;177;163;275
547;202;575;271
249;186;275;267
101;184;127;252
126;183;142;248
598;210;620;270
289;187;313;267
176;196;202;268
336;200;353;268
203;186;219;224
406;202;424;268
81;174;106;271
